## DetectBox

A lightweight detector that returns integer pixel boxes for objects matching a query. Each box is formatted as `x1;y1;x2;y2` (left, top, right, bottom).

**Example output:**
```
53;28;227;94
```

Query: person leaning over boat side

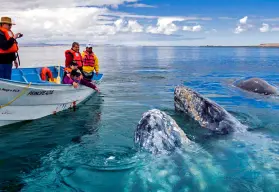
63;62;100;92
64;61;82;79
65;42;83;71
81;43;100;81
63;68;100;92
0;16;22;80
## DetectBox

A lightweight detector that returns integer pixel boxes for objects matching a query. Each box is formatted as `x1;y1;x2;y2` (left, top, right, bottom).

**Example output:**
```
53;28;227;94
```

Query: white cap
86;43;92;48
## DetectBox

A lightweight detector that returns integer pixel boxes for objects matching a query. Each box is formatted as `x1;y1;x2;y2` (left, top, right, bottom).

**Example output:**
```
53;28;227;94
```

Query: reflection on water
1;46;279;191
235;47;248;58
156;47;175;66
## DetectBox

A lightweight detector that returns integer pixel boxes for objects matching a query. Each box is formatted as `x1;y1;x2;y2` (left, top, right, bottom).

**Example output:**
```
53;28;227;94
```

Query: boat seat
20;68;43;83
11;74;26;82
11;68;46;83
24;73;45;83
11;69;26;82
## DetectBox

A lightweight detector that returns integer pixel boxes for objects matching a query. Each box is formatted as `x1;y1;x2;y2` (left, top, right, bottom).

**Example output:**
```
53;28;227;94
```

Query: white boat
0;66;103;127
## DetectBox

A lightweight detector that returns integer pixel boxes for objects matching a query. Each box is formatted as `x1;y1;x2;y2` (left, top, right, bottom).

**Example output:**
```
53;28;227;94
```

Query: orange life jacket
40;67;53;81
0;27;18;54
65;49;82;67
64;67;72;73
63;67;82;75
82;51;95;67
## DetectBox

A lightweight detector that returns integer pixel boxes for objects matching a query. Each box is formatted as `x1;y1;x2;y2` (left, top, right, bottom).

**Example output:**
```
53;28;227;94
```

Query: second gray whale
234;77;278;95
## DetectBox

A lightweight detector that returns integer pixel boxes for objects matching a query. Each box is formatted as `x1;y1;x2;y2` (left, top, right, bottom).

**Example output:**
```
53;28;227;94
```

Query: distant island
258;43;279;47
201;43;279;48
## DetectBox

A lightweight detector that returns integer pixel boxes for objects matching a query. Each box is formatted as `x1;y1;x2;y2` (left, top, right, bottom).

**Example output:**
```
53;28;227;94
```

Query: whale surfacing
174;85;246;135
234;77;278;95
134;109;190;154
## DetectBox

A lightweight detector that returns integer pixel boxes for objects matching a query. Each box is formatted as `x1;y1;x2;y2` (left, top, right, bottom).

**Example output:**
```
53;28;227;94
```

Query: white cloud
259;23;270;32
127;20;143;32
258;24;279;32
0;0;213;44
205;29;217;34
2;7;147;44
1;0;138;11
114;19;126;31
126;3;156;8
183;26;192;31
114;19;143;32
239;16;248;24
146;17;184;35
234;16;252;34
104;12;212;20
193;25;202;32
234;26;246;34
183;25;202;32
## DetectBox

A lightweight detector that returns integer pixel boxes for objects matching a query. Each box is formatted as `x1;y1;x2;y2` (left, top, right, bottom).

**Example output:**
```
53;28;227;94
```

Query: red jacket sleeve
65;51;73;67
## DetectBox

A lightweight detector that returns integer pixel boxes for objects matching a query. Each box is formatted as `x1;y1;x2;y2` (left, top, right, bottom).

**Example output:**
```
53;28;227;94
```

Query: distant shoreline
19;43;279;48
200;44;279;48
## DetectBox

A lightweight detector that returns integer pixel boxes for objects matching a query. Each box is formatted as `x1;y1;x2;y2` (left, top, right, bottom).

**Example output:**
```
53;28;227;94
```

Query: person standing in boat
81;43;100;81
0;17;22;80
65;42;83;72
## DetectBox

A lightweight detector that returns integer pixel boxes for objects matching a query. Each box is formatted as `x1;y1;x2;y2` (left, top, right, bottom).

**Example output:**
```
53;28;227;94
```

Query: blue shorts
0;64;12;80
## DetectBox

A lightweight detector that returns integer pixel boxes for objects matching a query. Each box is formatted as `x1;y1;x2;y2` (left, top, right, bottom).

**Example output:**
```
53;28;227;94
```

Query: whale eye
220;127;229;135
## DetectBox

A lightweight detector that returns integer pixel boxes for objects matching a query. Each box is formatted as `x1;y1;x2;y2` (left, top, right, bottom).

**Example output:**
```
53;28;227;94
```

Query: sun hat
86;43;92;48
0;17;15;25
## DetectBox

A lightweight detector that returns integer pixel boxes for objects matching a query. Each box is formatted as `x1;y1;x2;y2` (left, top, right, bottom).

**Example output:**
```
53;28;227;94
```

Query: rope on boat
0;82;32;109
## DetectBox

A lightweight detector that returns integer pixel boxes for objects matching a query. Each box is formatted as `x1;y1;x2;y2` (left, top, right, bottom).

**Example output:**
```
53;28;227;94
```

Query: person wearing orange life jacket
62;61;100;92
0;16;23;80
81;43;99;81
65;42;83;71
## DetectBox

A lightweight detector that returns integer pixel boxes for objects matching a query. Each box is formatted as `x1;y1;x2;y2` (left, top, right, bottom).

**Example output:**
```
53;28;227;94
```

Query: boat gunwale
0;66;103;87
0;76;103;88
0;77;70;86
0;79;99;93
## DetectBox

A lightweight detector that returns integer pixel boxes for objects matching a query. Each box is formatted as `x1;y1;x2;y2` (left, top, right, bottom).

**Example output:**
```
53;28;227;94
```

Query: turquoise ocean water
1;46;279;191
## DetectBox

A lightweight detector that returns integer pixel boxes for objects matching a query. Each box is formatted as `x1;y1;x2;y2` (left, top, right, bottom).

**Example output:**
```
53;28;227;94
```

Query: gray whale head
134;109;190;154
234;77;278;95
174;85;246;135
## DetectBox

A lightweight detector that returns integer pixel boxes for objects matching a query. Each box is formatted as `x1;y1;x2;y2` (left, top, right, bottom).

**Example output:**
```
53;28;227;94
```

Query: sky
2;0;279;46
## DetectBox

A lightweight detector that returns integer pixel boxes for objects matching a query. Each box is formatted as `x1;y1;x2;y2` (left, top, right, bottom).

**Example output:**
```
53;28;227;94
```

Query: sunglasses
2;23;12;26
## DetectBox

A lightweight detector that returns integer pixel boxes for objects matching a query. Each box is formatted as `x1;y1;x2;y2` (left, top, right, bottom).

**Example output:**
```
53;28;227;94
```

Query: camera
18;33;23;38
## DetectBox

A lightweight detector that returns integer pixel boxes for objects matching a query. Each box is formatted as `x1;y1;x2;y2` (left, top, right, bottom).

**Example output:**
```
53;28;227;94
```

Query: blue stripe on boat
0;66;103;86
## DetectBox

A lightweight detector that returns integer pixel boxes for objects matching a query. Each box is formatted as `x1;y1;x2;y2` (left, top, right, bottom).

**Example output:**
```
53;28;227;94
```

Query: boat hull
0;66;102;127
